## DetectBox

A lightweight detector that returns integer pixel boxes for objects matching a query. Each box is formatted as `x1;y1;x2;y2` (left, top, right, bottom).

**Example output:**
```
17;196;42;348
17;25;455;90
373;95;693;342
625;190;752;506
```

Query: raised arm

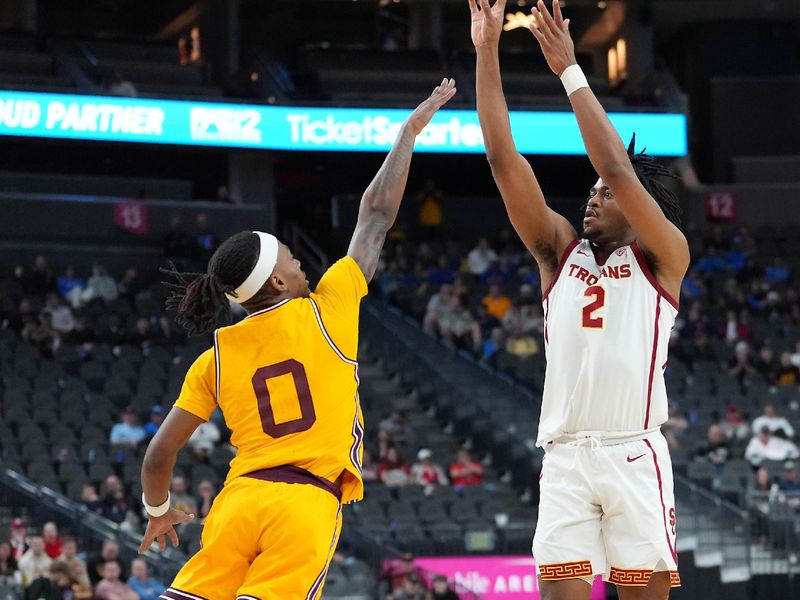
529;0;689;295
470;0;575;286
348;80;457;282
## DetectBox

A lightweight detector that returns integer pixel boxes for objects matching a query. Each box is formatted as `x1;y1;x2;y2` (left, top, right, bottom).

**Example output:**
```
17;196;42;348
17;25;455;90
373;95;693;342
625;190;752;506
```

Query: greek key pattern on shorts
608;567;652;586
539;560;592;580
669;571;682;587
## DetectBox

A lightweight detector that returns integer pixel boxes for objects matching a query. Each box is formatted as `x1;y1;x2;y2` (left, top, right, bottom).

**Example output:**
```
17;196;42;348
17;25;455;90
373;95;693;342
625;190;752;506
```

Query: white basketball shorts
532;431;680;588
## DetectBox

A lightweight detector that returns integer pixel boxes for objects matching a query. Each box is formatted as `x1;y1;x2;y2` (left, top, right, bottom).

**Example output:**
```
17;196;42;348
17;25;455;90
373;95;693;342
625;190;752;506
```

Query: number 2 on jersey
582;285;605;328
251;359;317;438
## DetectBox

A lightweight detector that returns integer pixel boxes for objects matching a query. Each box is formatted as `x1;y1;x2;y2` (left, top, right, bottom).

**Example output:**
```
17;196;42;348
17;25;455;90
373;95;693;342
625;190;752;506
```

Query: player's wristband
142;492;170;518
560;64;589;96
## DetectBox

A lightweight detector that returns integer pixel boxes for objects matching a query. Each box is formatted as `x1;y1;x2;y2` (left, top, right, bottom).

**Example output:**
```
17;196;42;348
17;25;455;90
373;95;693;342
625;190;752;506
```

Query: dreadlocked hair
161;231;261;335
626;133;683;229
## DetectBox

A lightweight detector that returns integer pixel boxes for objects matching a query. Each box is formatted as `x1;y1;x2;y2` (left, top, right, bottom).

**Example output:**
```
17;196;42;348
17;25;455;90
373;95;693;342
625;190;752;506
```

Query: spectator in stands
694;425;731;468
438;295;481;350
70;566;93;600
56;266;85;307
0;540;21;587
15;256;53;295
393;572;425;600
719;405;750;441
378;411;415;453
80;484;103;515
776;351;800;386
109;407;146;451
143;406;166;438
196;479;217;519
170;476;199;516
427;574;459;600
722;310;749;344
128;317;155;350
18;536;52;587
85;265;118;303
194;213;219;261
423;284;454;335
164;215;194;259
21;313;58;357
382;553;417;594
501;293;544;335
57;537;88;586
379;447;412;487
99;313;129;347
764;258;791;284
361;450;379;482
481;327;506;365
63;315;96;352
467;239;497;277
482;284;511;320
505;326;539;358
752;404;795;439
95;560;137;600
728;341;755;385
100;475;135;524
41;523;61;560
449;450;483;487
411;449;448;490
7;298;36;334
41;293;74;334
127;558;165;600
9;519;28;560
155;315;184;347
87;539;125;586
426;255;457;286
117;268;143;303
187;419;221;461
778;461;800;494
754;346;779;386
745;426;800;468
23;559;75;600
754;467;774;493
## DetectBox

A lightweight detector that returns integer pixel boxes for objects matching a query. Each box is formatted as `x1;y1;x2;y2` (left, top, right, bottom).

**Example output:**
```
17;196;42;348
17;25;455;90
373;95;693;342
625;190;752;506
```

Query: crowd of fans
381;554;460;600
0;519;166;599
362;409;485;496
375;223;800;520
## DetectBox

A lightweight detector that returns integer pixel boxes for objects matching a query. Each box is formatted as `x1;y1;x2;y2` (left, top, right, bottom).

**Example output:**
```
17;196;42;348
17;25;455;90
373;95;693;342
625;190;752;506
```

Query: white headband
225;231;279;304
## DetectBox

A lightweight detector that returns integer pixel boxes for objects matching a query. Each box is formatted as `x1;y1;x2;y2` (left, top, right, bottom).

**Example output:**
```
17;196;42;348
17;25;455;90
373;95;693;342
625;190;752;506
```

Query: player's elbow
598;161;634;185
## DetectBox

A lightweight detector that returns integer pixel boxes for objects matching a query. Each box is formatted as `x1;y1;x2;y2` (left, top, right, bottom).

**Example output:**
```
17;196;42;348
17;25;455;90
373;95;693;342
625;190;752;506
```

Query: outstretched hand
138;507;195;553
468;0;507;49
529;0;577;77
406;78;457;135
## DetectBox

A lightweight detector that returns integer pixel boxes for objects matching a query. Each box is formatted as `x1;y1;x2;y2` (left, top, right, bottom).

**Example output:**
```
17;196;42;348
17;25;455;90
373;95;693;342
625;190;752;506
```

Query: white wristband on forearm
142;492;170;517
560;64;589;96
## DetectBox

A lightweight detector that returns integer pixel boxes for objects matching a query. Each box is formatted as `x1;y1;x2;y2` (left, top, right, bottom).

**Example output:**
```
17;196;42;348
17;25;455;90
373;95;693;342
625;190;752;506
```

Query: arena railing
674;474;752;581
747;489;800;577
0;467;185;584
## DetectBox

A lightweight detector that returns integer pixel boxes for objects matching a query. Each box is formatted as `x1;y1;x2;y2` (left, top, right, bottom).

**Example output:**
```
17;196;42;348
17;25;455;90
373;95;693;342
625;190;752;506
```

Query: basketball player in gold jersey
138;79;456;600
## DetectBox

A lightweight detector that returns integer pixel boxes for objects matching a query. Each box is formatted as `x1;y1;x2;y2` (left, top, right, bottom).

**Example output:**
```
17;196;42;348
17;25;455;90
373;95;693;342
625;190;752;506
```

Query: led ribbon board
0;90;687;156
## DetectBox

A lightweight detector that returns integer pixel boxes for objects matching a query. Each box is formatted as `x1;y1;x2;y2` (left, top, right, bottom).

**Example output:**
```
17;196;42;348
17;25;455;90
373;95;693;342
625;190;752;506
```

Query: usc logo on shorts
669;508;676;536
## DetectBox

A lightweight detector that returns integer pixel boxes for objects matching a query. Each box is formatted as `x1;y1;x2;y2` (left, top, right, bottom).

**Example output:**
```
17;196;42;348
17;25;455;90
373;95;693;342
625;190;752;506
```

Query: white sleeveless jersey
537;239;679;446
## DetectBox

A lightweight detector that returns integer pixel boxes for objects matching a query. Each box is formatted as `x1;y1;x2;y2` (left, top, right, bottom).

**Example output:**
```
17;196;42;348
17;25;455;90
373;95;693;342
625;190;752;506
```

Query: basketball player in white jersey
469;1;690;599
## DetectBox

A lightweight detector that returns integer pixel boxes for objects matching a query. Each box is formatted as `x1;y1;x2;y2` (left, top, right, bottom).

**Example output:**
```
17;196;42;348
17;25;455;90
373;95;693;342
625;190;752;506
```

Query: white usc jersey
537;239;679;446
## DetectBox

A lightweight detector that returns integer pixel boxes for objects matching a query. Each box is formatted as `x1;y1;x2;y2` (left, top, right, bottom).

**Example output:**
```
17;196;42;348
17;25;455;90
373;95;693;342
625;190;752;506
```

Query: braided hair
161;231;261;336
626;133;683;228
